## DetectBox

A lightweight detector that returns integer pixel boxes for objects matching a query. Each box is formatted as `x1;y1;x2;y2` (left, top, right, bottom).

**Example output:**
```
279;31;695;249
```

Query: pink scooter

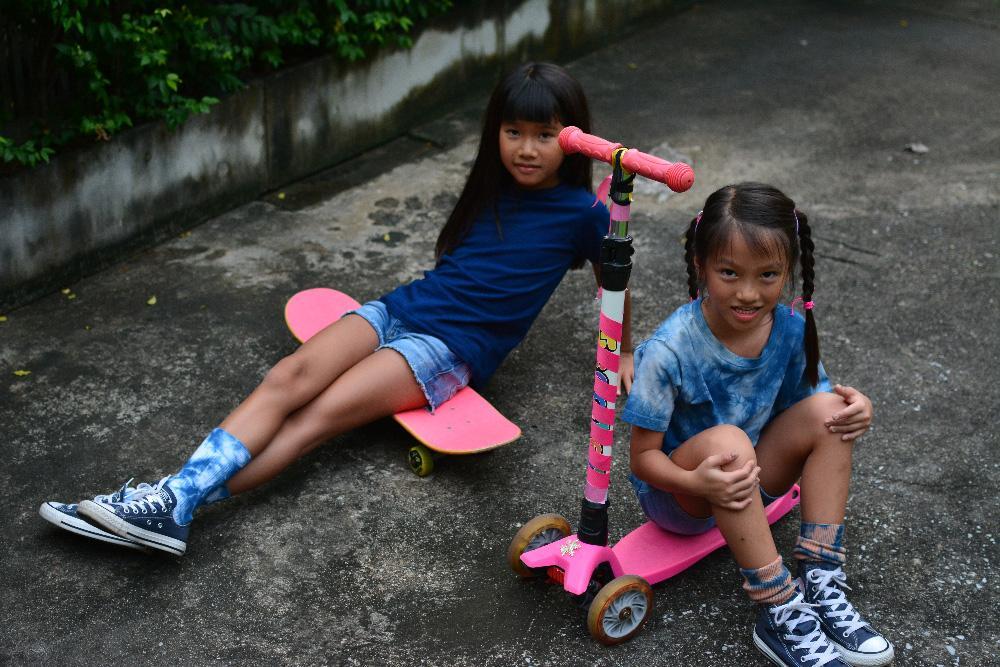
507;127;801;645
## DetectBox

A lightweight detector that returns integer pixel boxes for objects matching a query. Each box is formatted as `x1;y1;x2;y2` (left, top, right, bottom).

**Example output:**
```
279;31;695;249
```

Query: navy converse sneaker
78;479;189;555
38;479;158;551
800;563;894;666
753;591;851;666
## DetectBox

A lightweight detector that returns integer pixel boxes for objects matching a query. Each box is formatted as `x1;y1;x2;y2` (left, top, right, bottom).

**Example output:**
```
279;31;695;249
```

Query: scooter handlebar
558;126;694;193
558;126;623;163
621;148;695;193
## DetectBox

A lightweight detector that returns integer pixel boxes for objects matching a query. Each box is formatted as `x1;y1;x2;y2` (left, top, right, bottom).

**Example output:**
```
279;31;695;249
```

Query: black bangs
696;182;799;275
724;220;790;268
502;76;563;125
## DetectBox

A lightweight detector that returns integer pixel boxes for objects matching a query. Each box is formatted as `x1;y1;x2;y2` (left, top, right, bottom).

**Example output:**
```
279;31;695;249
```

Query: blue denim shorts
629;472;783;536
348;301;471;411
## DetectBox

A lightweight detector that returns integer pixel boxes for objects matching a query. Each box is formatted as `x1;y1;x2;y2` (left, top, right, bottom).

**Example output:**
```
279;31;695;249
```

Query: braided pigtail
796;210;821;386
683;215;701;300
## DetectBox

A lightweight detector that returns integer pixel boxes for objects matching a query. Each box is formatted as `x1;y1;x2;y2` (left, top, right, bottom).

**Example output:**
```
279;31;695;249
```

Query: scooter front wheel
586;574;653;645
507;513;571;578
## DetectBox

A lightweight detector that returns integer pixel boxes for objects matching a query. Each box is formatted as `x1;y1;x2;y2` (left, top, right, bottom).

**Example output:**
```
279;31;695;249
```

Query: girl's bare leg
671;425;778;569
226;347;425;495
219;314;379;456
754;392;853;525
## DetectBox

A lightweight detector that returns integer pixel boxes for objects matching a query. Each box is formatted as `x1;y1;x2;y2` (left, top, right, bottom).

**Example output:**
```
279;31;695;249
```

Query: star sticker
560;538;582;557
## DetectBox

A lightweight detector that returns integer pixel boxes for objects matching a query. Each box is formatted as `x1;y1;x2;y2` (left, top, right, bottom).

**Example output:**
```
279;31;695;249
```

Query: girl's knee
702;424;753;448
261;354;309;394
698;425;756;468
797;392;855;443
801;391;843;416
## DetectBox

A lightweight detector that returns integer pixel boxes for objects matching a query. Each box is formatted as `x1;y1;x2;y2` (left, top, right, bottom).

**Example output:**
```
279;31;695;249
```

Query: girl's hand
690;453;760;511
825;384;873;441
618;351;634;395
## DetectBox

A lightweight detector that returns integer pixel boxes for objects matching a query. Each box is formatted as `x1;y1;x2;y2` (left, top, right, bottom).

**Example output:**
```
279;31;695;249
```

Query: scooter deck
284;288;520;454
613;486;801;584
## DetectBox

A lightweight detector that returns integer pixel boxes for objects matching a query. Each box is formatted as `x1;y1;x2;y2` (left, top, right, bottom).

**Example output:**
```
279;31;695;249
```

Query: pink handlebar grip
558;126;694;192
621;149;695;193
558;126;622;163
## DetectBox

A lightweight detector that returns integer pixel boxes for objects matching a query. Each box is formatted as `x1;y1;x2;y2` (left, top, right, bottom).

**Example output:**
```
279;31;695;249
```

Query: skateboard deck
284;288;520;454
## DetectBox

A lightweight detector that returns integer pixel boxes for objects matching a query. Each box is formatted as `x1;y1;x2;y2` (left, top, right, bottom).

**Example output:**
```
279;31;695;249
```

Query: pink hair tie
790;297;815;315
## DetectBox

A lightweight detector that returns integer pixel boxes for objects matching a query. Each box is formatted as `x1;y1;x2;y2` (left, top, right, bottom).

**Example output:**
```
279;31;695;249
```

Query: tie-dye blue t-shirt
621;298;831;454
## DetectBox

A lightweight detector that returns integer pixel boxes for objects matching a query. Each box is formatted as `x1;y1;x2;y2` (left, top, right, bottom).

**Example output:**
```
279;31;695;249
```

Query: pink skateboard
284;288;521;475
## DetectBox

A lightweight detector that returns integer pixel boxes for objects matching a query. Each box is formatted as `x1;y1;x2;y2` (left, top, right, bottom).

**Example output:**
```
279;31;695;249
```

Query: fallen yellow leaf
14;370;31;377
61;288;70;295
147;296;157;306
278;192;286;200
0;315;7;322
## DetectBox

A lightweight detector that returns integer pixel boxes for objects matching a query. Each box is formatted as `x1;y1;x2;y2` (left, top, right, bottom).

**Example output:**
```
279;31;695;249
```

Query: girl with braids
623;183;892;667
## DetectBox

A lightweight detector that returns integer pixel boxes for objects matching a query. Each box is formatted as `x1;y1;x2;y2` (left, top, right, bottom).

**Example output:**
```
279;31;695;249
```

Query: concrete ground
1;1;998;665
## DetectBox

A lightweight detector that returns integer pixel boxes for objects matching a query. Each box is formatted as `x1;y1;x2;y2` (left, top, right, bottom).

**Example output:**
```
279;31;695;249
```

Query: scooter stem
578;149;633;546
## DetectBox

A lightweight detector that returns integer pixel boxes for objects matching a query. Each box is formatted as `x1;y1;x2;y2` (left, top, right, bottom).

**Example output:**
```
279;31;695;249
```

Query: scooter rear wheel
507;513;571;578
586;574;653;645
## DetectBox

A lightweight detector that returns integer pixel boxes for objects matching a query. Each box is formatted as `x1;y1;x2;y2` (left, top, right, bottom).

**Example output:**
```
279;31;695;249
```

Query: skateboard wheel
507;513;572;578
408;444;434;477
586;575;653;645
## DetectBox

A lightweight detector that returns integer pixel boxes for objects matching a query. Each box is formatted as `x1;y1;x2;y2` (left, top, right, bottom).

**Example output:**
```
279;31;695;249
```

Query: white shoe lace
118;476;171;515
771;594;843;666
95;478;161;505
806;567;868;636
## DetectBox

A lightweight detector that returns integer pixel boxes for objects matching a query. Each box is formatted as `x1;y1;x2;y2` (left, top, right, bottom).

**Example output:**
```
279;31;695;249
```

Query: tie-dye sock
793;522;846;567
740;556;796;605
166;428;251;524
201;484;231;506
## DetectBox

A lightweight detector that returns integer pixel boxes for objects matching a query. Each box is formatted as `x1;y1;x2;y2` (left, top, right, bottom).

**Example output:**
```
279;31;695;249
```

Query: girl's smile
732;304;763;322
698;232;787;354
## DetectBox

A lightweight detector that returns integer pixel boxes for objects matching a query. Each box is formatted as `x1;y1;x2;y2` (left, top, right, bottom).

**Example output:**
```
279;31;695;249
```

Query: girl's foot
753;591;850;666
77;477;189;556
799;563;894;666
38;479;160;551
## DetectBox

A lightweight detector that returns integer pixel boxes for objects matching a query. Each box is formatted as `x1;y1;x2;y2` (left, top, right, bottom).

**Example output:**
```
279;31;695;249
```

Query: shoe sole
39;503;147;552
77;500;187;555
830;639;895;666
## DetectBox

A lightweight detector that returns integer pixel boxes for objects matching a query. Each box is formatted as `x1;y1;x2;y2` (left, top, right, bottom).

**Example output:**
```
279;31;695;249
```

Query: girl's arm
592;264;634;392
621;288;633;392
630;425;695;495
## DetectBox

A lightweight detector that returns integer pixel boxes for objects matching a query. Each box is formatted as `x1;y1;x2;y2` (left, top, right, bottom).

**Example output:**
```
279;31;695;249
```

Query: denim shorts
348;301;471;411
629;472;784;536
